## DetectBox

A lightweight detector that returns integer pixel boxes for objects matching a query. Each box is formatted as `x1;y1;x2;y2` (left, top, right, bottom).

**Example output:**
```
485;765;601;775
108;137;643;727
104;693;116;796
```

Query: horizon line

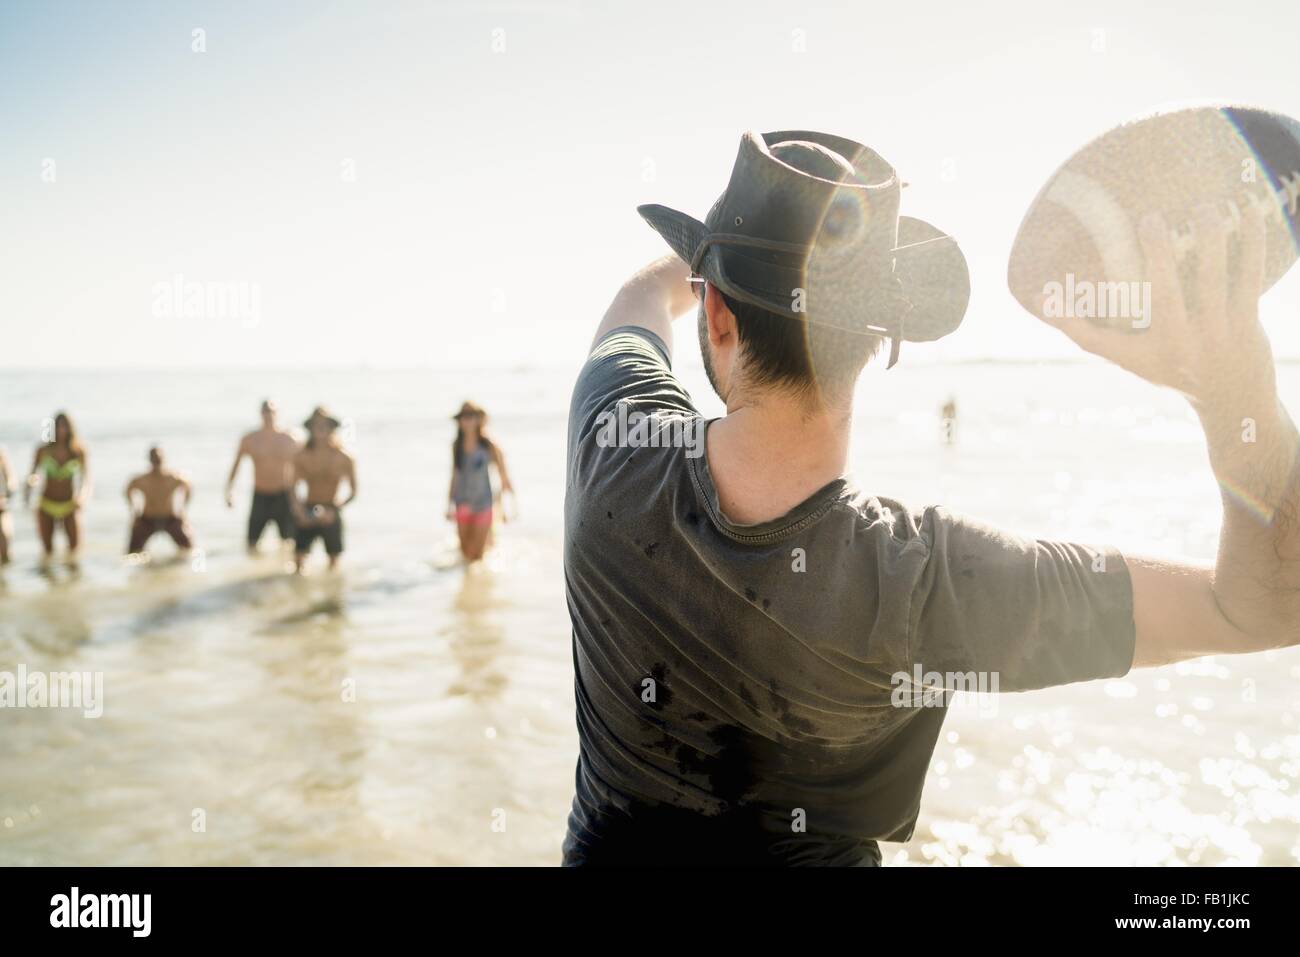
5;357;1299;373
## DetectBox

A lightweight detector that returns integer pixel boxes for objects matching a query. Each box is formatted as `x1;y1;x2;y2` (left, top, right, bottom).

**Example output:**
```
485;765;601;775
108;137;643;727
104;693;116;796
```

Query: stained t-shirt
562;327;1136;866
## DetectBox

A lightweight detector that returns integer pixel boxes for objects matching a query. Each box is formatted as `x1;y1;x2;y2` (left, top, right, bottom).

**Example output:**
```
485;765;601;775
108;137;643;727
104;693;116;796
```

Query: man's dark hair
720;291;884;397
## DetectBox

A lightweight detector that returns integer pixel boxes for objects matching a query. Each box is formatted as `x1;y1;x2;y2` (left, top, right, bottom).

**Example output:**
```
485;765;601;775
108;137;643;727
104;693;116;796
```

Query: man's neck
706;390;852;525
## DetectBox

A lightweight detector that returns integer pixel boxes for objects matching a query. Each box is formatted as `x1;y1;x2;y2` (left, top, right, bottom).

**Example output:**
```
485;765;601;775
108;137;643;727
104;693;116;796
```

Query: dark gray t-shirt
562;327;1136;866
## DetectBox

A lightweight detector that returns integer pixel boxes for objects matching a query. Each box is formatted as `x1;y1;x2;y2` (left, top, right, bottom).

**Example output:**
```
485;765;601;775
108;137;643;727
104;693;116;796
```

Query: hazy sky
2;0;1299;369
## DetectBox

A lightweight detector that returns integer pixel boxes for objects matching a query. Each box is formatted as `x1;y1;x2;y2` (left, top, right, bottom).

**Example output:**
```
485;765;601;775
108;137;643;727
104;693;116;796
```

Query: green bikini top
39;454;81;480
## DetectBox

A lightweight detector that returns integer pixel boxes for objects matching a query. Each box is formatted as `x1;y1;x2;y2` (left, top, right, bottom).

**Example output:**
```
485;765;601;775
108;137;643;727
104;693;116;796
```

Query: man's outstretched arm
1044;203;1299;667
590;255;695;357
1125;397;1299;667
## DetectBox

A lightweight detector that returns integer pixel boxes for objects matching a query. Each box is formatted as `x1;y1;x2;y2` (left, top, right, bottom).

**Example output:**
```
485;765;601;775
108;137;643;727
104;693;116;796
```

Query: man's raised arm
590;255;695;357
1044;202;1300;667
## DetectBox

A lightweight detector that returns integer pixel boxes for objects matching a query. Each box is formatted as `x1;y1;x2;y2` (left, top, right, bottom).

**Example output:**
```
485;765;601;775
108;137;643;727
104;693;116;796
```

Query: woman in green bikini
25;412;90;565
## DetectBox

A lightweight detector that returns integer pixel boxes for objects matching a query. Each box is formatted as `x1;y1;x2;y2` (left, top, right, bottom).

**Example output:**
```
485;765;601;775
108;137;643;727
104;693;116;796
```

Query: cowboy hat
451;401;487;421
638;130;971;367
303;406;341;430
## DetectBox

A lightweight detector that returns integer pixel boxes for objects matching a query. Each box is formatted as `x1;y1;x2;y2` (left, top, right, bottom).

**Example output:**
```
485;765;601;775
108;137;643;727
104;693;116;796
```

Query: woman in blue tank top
446;401;514;562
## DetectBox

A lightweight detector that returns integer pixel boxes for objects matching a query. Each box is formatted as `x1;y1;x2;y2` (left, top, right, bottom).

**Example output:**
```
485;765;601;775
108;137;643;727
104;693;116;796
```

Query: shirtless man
290;407;357;573
125;447;194;557
225;400;300;553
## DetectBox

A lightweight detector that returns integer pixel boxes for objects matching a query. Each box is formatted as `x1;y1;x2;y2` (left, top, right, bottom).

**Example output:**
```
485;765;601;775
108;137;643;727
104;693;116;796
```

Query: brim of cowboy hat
304;414;341;429
637;204;970;343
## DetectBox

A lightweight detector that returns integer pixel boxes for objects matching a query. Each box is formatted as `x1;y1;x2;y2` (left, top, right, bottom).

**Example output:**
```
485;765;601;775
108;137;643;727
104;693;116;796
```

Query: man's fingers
1192;203;1228;324
1137;212;1187;332
1229;198;1267;322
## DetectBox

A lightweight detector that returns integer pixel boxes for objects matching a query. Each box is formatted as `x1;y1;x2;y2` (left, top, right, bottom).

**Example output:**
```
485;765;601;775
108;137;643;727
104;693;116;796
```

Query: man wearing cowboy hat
291;406;356;573
561;130;1300;865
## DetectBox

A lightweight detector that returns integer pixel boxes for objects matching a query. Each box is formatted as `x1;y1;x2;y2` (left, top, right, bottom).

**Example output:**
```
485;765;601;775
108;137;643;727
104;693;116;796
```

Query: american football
1008;105;1300;329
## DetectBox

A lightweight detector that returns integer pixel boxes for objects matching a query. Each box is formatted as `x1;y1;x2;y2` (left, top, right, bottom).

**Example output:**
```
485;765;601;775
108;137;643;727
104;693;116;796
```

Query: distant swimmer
0;446;14;566
225;399;300;553
290;407;357;573
125;447;194;558
941;395;957;445
25;412;89;567
446;401;514;563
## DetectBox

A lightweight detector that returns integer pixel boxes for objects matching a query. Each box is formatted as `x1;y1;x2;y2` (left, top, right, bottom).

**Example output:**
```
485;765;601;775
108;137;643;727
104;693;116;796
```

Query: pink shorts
455;504;493;527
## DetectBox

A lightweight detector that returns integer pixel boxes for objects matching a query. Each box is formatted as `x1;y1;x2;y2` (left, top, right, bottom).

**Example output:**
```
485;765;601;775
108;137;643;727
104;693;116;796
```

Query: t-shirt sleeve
567;325;699;454
906;506;1136;692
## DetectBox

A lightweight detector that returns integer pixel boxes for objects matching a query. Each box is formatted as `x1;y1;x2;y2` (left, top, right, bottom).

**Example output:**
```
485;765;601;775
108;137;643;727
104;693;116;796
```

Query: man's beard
697;304;724;400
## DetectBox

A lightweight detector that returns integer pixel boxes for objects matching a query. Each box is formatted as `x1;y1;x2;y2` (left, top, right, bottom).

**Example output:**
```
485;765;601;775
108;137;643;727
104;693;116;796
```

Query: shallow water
1;360;1298;865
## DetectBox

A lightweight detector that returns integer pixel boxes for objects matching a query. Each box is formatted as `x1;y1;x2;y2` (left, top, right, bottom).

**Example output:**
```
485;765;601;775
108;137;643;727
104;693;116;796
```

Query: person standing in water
125;446;195;558
446;401;514;563
0;446;14;566
290;407;357;573
25;412;89;567
940;396;958;445
225;399;300;553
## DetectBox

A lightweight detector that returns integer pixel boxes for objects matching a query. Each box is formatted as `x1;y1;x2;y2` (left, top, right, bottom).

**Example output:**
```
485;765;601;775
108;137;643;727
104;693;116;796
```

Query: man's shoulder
570;326;696;453
588;324;671;361
817;490;936;554
574;327;677;404
245;428;296;445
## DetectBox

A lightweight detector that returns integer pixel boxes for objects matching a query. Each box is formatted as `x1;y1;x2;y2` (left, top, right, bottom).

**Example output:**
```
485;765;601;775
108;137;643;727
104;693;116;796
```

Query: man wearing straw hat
291;406;356;573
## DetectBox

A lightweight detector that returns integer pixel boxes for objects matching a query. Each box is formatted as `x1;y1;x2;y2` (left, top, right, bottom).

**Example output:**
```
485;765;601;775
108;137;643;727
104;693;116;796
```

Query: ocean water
1;357;1298;866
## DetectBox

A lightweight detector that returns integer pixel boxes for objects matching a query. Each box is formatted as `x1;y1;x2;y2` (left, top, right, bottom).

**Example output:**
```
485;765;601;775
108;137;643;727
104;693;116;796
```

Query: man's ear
703;283;737;347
